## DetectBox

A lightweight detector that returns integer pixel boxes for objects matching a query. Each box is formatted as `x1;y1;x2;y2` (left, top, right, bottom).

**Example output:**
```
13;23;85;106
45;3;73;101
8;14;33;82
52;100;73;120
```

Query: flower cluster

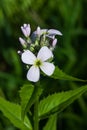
19;24;62;82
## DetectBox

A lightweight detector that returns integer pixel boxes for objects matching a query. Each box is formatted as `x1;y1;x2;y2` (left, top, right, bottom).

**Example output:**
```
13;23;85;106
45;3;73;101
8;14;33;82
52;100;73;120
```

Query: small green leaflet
52;67;86;81
0;97;32;130
39;85;87;119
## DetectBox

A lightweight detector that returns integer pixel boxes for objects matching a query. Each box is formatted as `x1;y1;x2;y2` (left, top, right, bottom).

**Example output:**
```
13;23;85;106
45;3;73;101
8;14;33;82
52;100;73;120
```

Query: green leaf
39;85;87;119
43;114;57;130
0;97;32;130
52;67;86;82
19;84;34;120
20;83;43;120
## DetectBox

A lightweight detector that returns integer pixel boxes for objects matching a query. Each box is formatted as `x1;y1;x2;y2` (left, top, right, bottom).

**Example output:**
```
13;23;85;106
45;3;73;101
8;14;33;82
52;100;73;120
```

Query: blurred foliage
0;0;87;130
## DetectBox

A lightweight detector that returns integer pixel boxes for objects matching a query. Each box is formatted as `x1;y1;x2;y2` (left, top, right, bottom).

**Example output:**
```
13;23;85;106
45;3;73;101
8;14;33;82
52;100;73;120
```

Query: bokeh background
0;0;87;130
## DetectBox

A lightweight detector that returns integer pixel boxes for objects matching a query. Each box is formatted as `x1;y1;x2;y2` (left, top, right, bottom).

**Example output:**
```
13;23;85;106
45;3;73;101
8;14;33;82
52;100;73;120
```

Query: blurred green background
0;0;87;130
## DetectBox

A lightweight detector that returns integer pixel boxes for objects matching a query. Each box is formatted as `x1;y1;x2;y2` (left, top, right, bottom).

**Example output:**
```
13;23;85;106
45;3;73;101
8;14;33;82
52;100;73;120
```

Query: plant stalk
34;96;39;130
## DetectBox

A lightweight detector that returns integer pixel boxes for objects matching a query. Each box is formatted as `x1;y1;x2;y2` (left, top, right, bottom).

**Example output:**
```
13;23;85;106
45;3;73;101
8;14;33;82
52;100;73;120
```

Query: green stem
34;95;39;130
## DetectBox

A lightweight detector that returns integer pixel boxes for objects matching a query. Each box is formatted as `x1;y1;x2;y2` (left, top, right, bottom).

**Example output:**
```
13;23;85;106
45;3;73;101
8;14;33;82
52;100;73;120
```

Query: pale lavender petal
27;66;40;82
48;29;62;36
46;35;55;39
21;50;36;65
40;62;55;76
26;24;31;36
52;38;57;47
37;46;53;61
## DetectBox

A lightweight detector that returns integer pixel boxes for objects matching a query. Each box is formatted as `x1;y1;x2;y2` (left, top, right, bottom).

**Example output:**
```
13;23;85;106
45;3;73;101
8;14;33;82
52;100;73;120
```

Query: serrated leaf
19;84;34;120
0;97;32;130
52;67;86;82
39;85;87;119
43;114;57;130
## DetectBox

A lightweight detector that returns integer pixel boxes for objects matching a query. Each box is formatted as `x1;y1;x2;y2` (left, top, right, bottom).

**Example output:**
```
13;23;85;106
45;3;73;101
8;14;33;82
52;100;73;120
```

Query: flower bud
17;50;22;55
19;37;27;48
21;24;31;37
36;26;41;36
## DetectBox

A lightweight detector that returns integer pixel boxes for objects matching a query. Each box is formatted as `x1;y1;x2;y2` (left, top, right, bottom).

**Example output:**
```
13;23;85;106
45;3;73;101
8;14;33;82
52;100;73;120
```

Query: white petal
48;29;62;36
27;66;40;82
40;62;55;76
37;46;53;61
21;50;36;65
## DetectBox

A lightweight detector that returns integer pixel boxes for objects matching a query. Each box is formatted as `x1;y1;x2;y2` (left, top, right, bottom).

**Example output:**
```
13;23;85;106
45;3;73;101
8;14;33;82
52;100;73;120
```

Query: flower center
34;59;42;67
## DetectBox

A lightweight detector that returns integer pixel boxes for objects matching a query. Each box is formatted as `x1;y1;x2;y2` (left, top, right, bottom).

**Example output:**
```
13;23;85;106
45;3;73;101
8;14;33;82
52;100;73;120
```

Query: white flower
21;46;55;82
21;24;31;37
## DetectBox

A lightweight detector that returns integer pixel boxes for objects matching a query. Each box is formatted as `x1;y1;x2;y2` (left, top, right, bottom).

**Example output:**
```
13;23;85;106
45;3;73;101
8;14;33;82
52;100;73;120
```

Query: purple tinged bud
17;50;22;55
21;24;31;37
36;26;41;36
34;28;47;36
48;29;62;36
19;37;27;48
52;38;57;47
31;28;47;41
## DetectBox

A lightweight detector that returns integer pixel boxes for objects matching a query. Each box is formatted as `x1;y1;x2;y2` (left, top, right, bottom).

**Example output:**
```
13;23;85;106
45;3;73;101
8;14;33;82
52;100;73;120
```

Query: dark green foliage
0;0;87;130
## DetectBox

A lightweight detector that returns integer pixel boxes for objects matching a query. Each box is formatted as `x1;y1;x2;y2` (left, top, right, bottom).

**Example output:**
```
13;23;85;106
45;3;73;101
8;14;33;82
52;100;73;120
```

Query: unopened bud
21;24;31;37
17;50;22;55
36;26;41;36
19;37;27;48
